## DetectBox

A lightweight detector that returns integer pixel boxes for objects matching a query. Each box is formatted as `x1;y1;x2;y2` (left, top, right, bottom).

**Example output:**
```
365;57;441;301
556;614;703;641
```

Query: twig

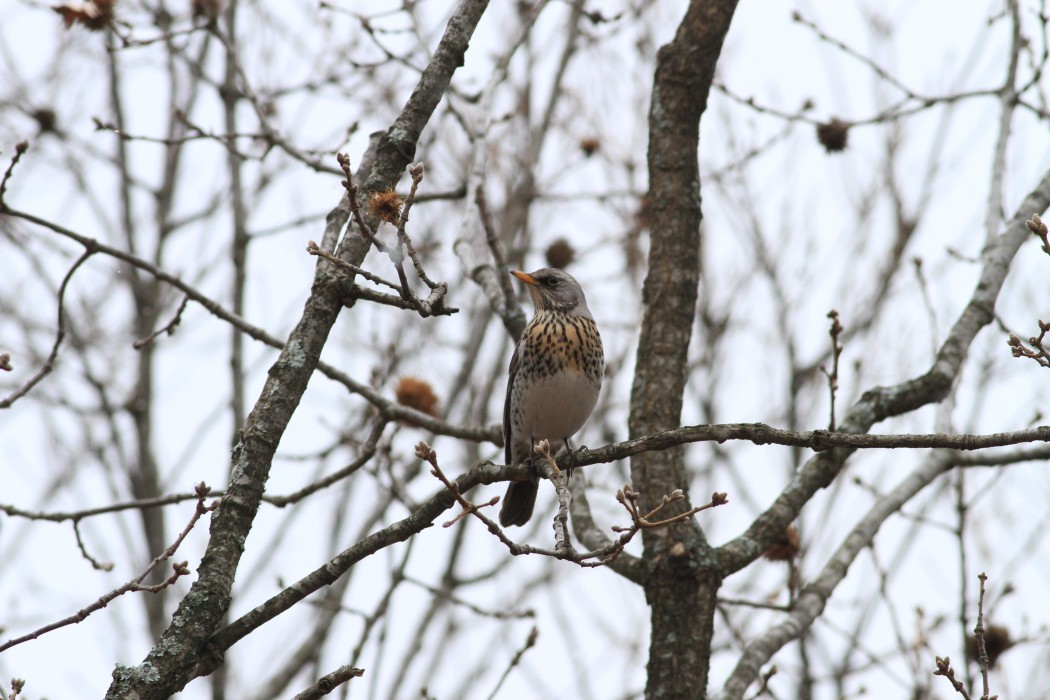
932;576;998;697
338;152;384;251
289;666;365;700
345;284;458;315
403;575;535;620
306;241;403;291
419;442;589;560
982;0;1022;247
485;627;538;700
534;440;574;553
745;665;778;700
933;655;972;699
328;156;452;317
418;443;506;532
612;485;728;531
6;202;473;428
955;469;972;690
394;163;439;290
0;141;29;207
475;185;518;312
6;678;25;700
973;573;997;700
132;294;190;350
1006;215;1050;366
0;483;217;652
205;26;341;174
0;247;96;409
820;310;843;430
1008;322;1050;367
266;418;388;507
420;441;728;568
714;13;1003;132
913;257;941;357
592;484;730;570
718;597;791;612
792;11;912;95
110;20;211;51
0;492;207;522
73;519;115;572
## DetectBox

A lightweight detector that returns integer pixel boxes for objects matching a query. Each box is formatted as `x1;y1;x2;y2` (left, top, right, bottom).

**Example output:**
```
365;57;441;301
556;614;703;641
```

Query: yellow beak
510;270;538;286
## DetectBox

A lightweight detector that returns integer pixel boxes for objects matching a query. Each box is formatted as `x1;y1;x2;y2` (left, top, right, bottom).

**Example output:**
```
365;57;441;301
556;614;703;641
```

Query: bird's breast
518;313;603;383
508;312;604;448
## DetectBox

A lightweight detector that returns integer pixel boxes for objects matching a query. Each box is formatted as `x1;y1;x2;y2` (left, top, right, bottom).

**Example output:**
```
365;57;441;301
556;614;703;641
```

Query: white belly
514;370;600;444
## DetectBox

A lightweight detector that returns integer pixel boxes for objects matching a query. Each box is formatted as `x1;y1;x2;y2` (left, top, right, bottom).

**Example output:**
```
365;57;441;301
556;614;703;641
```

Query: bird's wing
503;342;519;466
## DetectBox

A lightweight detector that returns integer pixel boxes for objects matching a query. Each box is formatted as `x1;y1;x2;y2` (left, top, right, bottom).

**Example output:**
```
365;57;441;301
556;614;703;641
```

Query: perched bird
499;268;604;527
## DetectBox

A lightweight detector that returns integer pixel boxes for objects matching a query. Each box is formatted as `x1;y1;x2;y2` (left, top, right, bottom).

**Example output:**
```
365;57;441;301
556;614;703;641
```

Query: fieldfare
499;268;604;527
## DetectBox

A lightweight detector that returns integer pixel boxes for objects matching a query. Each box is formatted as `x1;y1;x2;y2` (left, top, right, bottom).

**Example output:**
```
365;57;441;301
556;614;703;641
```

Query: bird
499;268;604;527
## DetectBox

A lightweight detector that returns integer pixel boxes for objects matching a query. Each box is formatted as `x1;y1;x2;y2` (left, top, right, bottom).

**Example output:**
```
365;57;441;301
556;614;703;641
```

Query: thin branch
933;655;973;700
3;420;1049;524
535;441;574;553
973;573;996;699
0;140;29;205
403;575;535;620
422;441;727;568
73;519;115;572
289;666;365;700
820;310;843;430
572;423;1050;468
2;205;484;438
718;597;791;612
266;418;388;507
394;163;440;290
475;184;518;318
0;492;206;522
791;11;912;94
0;247;95;409
0;484;217;652
345;284;459;315
6;679;25;700
205;25;341;173
485;627;538;700
326;156;452;317
982;0;1023;247
132;294;190;350
716;451;958;700
307;240;404;292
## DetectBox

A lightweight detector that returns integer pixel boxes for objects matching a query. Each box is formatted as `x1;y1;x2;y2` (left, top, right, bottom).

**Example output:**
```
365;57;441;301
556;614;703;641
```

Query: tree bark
631;1;738;697
103;2;490;697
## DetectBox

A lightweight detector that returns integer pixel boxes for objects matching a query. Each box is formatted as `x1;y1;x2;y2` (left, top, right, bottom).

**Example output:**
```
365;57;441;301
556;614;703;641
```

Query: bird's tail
499;479;538;527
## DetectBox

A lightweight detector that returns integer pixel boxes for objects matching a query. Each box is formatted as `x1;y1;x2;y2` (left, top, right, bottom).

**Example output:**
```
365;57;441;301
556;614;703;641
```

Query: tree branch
713;164;1050;696
103;2;492;697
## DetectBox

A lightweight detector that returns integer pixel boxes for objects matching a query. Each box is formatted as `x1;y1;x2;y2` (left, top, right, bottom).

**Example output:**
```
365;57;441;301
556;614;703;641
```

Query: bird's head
511;268;594;319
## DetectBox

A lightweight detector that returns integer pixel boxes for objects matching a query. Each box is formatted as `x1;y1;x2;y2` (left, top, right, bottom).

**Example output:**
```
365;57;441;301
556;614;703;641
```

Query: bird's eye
545;277;560;286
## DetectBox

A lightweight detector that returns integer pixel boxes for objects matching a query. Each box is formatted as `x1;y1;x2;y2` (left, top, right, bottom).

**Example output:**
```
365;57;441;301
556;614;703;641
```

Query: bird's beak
510;270;539;286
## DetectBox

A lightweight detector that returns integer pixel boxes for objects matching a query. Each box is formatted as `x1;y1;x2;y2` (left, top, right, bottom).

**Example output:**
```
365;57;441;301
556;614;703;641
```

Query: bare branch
0;486;216;652
0;140;29;206
289;666;365;700
132;294;190;350
0;247;95;409
485;627;538;700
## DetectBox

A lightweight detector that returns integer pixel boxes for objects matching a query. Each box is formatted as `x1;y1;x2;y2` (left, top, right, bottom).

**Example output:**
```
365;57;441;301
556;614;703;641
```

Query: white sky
2;1;1050;698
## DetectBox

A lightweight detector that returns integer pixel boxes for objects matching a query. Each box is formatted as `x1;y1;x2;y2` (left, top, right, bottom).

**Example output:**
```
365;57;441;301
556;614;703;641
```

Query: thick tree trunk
631;1;739;697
